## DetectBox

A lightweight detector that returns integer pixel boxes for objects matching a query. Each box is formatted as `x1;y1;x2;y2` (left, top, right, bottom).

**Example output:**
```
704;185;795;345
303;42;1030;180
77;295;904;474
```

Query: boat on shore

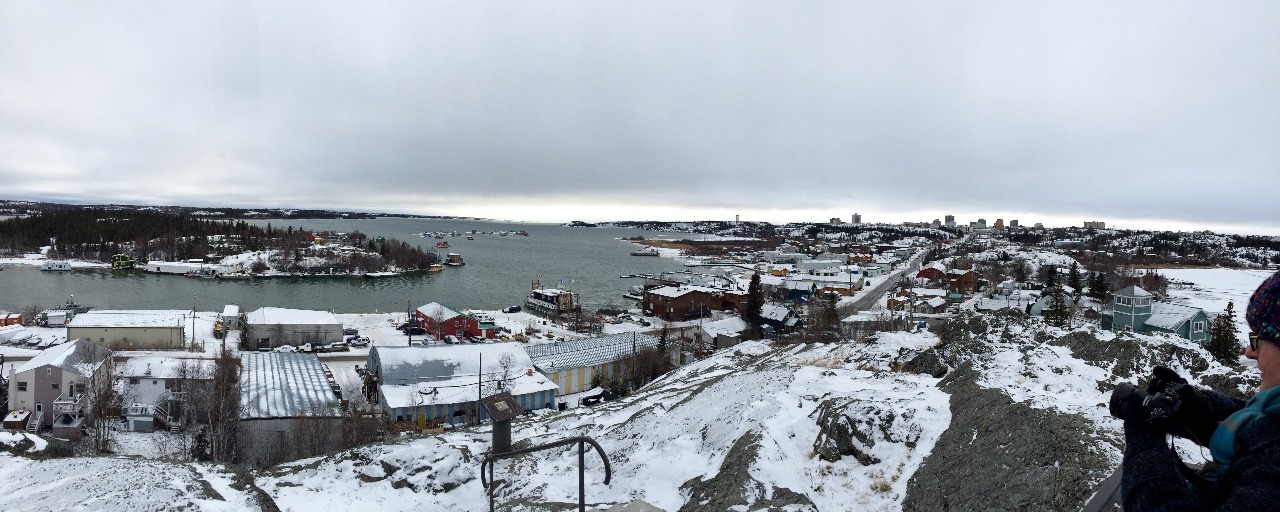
630;247;660;257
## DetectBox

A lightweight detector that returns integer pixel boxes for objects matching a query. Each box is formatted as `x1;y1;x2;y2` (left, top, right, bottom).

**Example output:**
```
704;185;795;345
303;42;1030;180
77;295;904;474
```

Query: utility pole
407;301;412;346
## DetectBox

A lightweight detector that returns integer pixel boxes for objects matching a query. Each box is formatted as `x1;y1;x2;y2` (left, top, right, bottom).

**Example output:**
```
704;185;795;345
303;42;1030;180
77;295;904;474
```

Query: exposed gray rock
903;363;1113;512
678;433;817;512
812;396;921;464
902;348;949;378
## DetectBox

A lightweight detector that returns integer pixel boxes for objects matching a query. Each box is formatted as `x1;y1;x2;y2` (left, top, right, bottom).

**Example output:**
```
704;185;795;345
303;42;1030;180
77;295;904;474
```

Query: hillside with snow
0;310;1261;511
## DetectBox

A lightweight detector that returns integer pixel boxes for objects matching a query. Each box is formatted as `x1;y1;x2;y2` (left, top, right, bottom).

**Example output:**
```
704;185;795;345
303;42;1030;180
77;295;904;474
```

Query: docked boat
445;253;465;266
110;254;136;269
40;261;73;271
427;263;445;272
630;247;660;257
525;285;581;316
364;271;400;278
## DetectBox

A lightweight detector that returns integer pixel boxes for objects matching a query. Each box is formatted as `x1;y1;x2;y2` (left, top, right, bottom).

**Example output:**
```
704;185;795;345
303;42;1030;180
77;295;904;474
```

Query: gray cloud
1;1;1277;232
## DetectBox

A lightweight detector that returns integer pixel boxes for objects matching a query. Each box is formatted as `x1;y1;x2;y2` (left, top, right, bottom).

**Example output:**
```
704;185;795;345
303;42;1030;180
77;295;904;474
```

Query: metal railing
480;436;612;512
51;393;84;414
1080;465;1123;512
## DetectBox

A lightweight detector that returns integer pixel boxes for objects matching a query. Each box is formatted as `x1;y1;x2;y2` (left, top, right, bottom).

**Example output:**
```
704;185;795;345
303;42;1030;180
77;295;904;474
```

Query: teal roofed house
1109;285;1210;344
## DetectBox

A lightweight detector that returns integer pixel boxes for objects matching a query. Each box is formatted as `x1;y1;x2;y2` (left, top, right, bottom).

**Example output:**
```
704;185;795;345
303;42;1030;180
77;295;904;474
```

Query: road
849;251;925;313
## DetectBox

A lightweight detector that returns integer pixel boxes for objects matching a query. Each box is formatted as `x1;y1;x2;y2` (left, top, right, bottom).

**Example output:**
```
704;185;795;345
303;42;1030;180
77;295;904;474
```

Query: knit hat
1247;270;1280;341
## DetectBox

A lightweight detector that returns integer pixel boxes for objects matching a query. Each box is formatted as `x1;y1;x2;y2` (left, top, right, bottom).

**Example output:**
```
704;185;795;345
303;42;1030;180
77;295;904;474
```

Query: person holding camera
1114;270;1280;510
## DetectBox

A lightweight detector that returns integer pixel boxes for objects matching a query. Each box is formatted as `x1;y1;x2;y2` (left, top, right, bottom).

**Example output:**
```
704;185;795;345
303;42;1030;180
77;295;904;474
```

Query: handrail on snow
1080;465;1123;512
480;436;612;512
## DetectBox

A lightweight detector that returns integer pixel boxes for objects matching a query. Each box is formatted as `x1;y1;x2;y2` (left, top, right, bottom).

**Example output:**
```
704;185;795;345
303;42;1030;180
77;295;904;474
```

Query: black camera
1109;381;1185;425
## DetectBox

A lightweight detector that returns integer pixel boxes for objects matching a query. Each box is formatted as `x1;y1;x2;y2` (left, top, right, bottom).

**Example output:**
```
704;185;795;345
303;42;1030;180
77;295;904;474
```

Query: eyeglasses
1251;333;1274;352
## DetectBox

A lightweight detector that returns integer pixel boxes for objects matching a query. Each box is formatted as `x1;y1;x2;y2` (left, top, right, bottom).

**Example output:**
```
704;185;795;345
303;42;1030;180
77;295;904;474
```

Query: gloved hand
1145;366;1216;444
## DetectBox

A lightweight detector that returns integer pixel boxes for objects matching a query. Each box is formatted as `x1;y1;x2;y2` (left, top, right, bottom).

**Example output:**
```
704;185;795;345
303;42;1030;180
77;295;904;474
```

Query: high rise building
993;219;1005;230
852;213;862;224
944;215;955;228
1010;220;1019;228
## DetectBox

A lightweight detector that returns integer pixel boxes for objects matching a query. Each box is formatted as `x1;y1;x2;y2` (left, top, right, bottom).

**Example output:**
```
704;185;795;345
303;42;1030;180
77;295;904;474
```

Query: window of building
128;378;139;385
46;368;52;376
1194;321;1206;332
17;382;26;391
51;383;59;390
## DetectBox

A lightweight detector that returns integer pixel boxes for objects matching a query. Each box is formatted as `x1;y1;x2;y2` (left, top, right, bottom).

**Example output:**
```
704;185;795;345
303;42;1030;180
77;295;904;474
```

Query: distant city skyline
1;2;1277;235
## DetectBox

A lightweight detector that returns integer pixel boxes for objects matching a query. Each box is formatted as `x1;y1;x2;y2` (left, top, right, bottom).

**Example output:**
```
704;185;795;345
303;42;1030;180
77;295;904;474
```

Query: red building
414;302;493;339
643;286;745;321
946;270;980;295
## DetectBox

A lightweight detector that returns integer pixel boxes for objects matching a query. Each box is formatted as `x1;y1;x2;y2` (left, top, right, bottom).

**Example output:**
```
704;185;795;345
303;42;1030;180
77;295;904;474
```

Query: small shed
221;305;241;330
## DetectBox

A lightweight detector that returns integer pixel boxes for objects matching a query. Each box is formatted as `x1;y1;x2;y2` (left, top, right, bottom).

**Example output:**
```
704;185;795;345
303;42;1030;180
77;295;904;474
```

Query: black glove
1145;366;1216;444
1110;382;1150;425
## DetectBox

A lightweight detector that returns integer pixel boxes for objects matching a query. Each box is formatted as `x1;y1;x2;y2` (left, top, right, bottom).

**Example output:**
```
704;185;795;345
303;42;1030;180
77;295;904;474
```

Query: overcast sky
1;2;1277;233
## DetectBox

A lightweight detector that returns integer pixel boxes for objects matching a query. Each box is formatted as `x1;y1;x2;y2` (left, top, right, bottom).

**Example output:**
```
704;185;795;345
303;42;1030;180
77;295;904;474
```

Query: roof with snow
67;310;187;329
379;372;558;409
1116;285;1153;298
1145;302;1205;331
14;339;110;377
646;285;733;298
239;353;341;419
371;343;535;386
416;302;462;321
119;357;213;380
702;317;748;338
245;307;340;326
526;333;662;373
760;304;794;322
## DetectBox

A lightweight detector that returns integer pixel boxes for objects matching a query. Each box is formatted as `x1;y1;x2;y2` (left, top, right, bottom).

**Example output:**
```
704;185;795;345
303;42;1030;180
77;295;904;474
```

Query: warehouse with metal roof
237;352;344;467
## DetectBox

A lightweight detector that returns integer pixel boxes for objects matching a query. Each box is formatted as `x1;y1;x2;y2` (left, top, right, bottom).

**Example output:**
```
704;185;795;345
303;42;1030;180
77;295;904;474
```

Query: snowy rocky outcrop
0;309;1262;511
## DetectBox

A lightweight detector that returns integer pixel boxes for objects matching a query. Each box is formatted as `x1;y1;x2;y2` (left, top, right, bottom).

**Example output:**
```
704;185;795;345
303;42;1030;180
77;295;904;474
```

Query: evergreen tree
1207;301;1241;366
1087;270;1109;303
744;273;765;340
1044;286;1070;328
1067;262;1083;297
1043;265;1059;288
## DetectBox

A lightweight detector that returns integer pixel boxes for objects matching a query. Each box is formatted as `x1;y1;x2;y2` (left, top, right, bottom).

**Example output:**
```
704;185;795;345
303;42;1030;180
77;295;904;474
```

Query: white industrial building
66;310;188;350
243;307;342;350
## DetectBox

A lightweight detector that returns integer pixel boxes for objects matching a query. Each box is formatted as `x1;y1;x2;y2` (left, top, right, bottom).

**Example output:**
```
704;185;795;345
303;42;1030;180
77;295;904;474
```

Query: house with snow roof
243;307;342;350
238;352;345;467
1109;285;1210;344
760;304;801;334
526;332;673;395
66;310;188;350
120;357;214;432
5;339;111;439
367;343;556;425
413;302;493;340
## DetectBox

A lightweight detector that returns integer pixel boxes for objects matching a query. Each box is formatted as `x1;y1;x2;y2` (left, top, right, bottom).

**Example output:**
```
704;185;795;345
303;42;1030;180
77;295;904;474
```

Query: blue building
1109;285;1210;344
369;343;557;426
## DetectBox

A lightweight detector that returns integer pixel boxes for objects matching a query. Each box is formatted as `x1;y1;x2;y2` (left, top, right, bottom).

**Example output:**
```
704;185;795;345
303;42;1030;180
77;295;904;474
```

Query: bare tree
204;350;241;462
84;355;119;453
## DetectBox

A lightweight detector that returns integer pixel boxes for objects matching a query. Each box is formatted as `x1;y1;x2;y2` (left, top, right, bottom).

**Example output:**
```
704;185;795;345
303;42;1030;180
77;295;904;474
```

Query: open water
0;218;688;314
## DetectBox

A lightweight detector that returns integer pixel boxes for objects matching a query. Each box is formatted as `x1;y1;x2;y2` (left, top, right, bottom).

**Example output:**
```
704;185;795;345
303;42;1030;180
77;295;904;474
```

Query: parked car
272;345;298;353
299;342;321;353
502;306;521;313
402;326;426;335
343;327;359;336
325;342;350;352
347;336;370;347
